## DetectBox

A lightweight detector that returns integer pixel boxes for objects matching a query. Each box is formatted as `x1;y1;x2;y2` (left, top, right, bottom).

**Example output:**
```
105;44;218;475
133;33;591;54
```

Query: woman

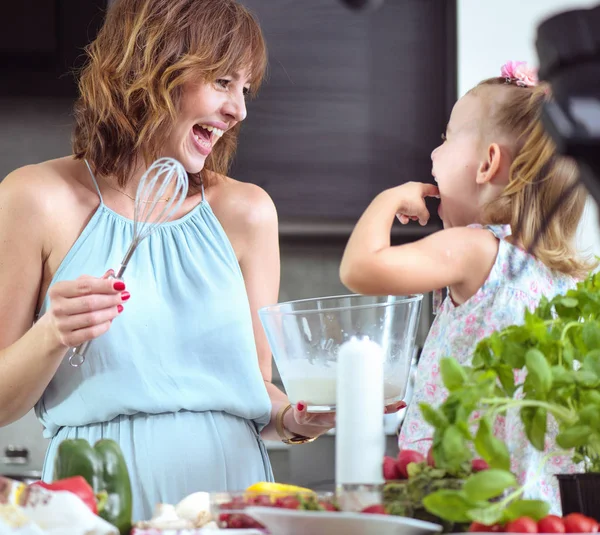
0;0;357;521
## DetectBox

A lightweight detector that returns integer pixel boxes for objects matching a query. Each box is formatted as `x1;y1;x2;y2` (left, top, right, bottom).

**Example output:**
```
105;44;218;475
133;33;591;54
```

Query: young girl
340;61;595;512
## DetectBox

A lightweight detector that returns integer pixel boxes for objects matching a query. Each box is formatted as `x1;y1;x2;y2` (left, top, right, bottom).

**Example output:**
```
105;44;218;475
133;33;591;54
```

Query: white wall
458;0;600;260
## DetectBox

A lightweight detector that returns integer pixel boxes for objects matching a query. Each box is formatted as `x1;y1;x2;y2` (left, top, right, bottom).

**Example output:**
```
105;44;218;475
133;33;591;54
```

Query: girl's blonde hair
471;78;595;279
72;0;267;190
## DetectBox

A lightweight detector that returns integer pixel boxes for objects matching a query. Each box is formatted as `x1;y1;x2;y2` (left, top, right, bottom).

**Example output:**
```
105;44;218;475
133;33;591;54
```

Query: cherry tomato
505;517;539;533
563;513;599;533
538;515;565;534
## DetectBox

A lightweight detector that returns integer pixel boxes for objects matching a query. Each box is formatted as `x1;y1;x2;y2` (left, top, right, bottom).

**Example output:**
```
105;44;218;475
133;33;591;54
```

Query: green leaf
560;297;579;308
582;321;600;349
442;425;469;468
463;469;517;502
582;390;600;406
422;490;472;523
577;406;600;428
504;499;550;522
525;349;552;394
551;366;574;387
474;418;511;471
419;403;449;429
440;358;468;392
521;407;547;451
501;340;527;369
575;370;600;387
556;425;593;449
583;350;600;377
467;506;504;526
496;365;517;396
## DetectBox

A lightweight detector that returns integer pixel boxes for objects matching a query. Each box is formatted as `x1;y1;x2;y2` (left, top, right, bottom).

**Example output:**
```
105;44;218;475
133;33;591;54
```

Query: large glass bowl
259;294;423;412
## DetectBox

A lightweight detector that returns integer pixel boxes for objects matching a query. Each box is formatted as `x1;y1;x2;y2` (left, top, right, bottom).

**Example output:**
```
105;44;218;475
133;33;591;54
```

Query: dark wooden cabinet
233;0;456;236
0;0;107;97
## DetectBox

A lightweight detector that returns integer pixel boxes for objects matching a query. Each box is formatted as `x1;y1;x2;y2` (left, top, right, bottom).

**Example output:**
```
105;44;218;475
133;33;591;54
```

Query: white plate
245;507;443;535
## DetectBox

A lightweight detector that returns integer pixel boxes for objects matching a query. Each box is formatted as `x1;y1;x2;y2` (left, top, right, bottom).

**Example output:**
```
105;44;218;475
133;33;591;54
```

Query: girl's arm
340;182;499;301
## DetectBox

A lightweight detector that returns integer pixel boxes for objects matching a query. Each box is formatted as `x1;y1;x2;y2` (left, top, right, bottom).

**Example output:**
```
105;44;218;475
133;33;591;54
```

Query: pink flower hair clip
500;61;538;88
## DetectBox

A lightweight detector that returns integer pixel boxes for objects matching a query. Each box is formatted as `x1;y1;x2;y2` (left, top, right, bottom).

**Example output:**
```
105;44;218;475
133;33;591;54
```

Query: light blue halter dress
35;164;274;521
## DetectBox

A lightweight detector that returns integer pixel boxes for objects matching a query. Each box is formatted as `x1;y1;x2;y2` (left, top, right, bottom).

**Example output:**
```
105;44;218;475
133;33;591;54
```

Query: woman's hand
44;269;129;349
289;399;407;438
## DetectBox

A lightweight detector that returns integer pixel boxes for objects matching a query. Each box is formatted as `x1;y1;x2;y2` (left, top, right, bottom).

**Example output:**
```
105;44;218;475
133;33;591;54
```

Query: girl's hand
44;269;129;348
388;182;440;226
291;400;407;438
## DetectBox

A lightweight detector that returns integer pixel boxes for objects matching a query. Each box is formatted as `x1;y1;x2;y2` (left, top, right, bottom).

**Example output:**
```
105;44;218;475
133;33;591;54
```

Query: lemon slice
245;482;314;495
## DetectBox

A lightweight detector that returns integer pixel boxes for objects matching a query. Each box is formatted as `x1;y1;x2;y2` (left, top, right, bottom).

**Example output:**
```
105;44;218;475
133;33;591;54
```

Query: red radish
427;446;435;467
361;504;387;515
563;513;599;533
383;456;401;480
471;458;490;472
505;517;538;533
396;449;425;479
469;522;504;532
537;515;565;534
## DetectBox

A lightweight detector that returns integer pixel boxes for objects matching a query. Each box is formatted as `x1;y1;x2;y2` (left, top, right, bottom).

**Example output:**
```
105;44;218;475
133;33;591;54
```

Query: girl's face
431;94;487;228
164;68;251;174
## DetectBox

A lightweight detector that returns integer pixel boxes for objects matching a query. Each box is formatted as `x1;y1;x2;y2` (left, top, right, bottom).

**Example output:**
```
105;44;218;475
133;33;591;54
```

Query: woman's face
165;69;251;173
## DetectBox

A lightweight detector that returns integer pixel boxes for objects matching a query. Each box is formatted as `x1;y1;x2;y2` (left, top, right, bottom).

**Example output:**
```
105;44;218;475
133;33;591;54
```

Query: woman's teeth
198;124;224;138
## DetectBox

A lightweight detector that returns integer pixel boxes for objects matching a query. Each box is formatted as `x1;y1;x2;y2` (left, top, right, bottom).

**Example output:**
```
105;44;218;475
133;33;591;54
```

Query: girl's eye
216;79;230;88
441;133;447;141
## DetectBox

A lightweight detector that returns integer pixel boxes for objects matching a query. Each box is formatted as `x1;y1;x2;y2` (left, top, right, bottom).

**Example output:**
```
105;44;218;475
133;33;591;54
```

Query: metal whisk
67;157;189;367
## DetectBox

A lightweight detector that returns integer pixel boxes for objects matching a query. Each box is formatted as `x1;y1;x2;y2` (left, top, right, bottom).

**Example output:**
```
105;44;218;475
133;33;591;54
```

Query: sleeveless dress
34;163;274;521
398;224;578;514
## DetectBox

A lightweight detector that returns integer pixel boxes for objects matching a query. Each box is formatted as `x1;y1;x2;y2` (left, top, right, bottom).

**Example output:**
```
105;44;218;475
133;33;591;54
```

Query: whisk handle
67;341;91;368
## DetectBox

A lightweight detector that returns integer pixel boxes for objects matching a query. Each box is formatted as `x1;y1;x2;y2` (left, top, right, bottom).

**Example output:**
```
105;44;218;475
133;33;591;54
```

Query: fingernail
117;304;124;313
113;281;126;291
296;402;305;412
121;291;131;301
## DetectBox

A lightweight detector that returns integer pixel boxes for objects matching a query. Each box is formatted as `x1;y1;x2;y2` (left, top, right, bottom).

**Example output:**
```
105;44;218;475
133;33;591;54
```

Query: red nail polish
113;281;126;291
117;305;124;313
296;402;305;412
121;291;131;301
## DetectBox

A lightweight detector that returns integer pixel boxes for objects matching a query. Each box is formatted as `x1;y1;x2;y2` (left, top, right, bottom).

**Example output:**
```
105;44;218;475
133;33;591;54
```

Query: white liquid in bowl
280;360;408;408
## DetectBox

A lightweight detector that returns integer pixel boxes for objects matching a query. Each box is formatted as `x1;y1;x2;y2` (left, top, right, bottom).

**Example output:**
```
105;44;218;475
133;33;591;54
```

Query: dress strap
84;159;104;204
200;176;205;203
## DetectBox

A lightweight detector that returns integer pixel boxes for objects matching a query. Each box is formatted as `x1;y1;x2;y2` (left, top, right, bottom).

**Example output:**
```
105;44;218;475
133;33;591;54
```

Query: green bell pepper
53;438;132;535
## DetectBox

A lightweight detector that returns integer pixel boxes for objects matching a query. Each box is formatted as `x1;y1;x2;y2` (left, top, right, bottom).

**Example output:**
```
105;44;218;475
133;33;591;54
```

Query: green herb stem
480;398;576;425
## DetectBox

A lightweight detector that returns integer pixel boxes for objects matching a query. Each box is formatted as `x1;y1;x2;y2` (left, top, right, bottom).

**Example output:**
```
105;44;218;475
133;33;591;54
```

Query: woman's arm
226;182;334;440
0;167;125;427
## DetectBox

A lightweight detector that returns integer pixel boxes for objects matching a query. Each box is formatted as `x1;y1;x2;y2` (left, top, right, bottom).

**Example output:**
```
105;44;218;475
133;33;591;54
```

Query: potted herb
418;271;600;524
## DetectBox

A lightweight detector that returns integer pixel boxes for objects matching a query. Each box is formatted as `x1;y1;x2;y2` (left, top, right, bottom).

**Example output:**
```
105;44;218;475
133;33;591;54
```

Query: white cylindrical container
335;336;385;510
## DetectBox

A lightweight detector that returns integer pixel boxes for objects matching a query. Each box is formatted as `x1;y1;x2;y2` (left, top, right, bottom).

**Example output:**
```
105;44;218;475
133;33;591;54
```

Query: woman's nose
222;91;247;122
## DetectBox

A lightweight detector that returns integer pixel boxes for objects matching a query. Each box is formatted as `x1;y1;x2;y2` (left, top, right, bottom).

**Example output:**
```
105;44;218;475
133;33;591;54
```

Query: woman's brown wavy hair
470;78;596;279
72;0;267;190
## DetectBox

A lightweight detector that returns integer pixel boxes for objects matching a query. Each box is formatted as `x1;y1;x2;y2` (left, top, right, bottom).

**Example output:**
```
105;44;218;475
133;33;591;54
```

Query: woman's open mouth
191;124;224;156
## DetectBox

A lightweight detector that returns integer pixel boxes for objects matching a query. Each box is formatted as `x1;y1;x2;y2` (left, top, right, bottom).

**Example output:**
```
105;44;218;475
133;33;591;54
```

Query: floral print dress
398;224;578;513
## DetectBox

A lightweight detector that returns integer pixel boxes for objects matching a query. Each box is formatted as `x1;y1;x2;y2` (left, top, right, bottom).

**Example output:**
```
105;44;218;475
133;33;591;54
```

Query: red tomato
396;449;425;479
538;515;565;533
505;517;539;533
563;513;599;533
